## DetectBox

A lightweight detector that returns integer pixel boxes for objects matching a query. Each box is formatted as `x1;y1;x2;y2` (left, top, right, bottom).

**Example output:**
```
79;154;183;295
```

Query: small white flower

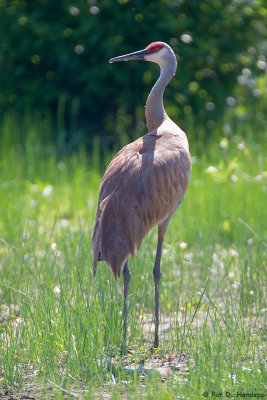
249;290;254;295
206;166;218;173
43;185;53;197
242;366;252;371
209;267;218;275
237;142;245;150
247;238;253;246
58;219;69;228
228;272;235;279
257;59;266;70
238;75;246;84
183;252;194;262
255;174;263;181
205;102;215;111
242;68;251;77
74;45;84;54
229;249;239;257
69;6;80;16
162;248;170;256
219;261;225;270
231;175;238;183
228;374;237;384
54;286;61;295
89;5;100;14
181;34;193;44
212;252;219;262
51;243;57;250
179;241;187;249
226;96;236;106
219;138;229;149
231;283;238;289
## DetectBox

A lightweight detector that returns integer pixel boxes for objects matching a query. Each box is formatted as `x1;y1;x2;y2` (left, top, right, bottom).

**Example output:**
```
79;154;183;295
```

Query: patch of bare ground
0;350;191;400
123;352;190;381
0;381;56;400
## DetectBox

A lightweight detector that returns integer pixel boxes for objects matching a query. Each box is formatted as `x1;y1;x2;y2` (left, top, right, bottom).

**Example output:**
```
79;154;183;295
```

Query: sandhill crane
92;41;191;350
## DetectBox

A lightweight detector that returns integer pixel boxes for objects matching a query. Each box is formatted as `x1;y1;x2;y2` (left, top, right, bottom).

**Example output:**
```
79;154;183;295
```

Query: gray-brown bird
92;41;191;350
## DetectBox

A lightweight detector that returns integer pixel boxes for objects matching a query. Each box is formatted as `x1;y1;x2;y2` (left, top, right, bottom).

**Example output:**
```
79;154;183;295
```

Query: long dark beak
109;48;148;64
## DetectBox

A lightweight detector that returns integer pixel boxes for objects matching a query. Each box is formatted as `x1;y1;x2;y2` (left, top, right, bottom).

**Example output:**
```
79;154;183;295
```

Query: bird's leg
153;236;164;348
122;260;131;354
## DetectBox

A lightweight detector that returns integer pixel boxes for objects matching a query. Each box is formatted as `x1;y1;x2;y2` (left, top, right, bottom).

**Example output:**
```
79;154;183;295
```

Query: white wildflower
228;374;237;384
181;34;193;44
69;6;80;16
89;6;100;14
74;45;84;54
58;219;69;229
242;367;252;371
212;252;219;262
232;281;239;289
54;286;61;295
231;175;238;183
229;249;239;257
206;166;218;173
219;138;229;149
257;59;266;70
43;185;53;197
237;142;245;150
183;252;194;262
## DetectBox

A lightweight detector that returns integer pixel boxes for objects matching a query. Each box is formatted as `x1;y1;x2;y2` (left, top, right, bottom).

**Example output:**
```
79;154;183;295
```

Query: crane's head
109;41;176;68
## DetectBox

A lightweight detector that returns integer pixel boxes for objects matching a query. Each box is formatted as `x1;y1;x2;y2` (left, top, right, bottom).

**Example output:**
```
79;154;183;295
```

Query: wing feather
92;123;191;278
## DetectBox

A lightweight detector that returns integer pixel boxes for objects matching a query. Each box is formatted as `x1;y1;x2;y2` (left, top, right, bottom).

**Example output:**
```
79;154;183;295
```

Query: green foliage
0;0;266;146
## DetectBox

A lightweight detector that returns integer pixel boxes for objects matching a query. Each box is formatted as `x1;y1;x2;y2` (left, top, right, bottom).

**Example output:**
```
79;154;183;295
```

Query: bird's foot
150;342;160;354
120;344;134;356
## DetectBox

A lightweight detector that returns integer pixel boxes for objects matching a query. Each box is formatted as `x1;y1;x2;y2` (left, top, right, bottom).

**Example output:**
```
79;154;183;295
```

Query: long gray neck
145;59;176;132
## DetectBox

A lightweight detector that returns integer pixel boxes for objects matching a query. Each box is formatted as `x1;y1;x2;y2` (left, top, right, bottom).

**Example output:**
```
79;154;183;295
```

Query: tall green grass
0;113;266;399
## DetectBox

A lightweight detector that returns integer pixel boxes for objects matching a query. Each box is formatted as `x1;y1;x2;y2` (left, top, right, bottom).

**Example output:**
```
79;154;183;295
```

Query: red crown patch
146;42;165;54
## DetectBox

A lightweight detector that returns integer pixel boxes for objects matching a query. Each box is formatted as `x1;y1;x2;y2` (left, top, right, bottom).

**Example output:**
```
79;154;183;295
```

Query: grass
0;113;266;399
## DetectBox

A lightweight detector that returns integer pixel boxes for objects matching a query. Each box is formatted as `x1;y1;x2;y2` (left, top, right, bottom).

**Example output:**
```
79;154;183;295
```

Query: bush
0;0;266;146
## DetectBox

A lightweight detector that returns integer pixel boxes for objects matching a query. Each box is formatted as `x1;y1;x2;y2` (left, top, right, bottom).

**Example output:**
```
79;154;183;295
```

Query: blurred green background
0;0;266;150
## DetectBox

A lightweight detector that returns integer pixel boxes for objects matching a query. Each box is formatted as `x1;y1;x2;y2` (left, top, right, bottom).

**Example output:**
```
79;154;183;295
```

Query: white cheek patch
145;48;167;63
